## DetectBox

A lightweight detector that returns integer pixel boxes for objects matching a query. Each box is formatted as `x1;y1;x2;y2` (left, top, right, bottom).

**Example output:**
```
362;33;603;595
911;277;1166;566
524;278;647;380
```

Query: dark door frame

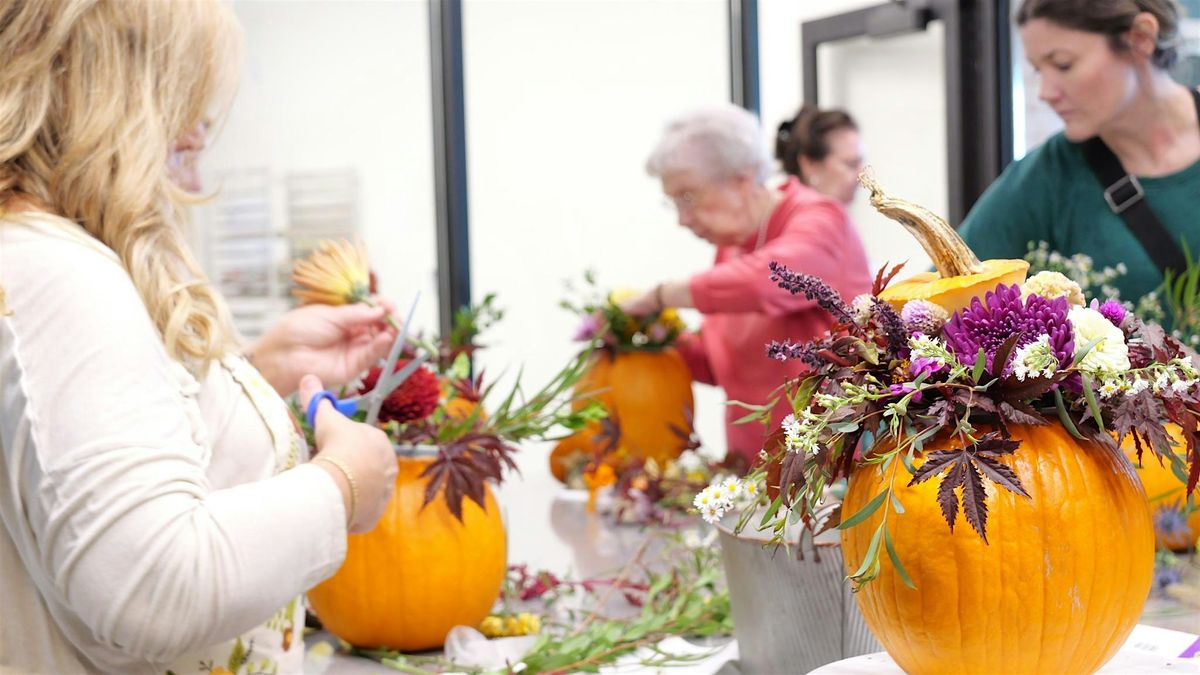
801;0;1013;225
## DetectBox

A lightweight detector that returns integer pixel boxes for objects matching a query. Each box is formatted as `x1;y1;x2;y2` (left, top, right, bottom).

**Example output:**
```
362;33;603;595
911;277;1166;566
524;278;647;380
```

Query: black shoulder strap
1079;88;1199;277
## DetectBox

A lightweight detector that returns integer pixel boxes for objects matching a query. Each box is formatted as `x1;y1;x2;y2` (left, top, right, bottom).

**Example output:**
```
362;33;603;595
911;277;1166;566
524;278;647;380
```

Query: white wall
197;0;440;333
460;0;731;575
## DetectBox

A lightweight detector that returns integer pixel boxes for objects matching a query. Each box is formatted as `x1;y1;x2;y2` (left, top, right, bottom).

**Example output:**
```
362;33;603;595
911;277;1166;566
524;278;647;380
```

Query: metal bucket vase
715;518;879;674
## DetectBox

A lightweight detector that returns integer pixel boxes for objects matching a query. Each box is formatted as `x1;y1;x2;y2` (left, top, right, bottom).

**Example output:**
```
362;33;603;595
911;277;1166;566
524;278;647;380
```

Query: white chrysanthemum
1068;307;1130;374
1172;379;1195;394
693;487;715;509
1022;271;1085;306
851;293;874;326
743;481;759;498
699;502;721;524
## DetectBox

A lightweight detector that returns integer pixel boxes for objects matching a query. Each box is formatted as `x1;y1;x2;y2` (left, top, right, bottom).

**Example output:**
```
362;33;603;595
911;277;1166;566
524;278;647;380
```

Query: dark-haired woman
775;104;865;206
960;0;1200;311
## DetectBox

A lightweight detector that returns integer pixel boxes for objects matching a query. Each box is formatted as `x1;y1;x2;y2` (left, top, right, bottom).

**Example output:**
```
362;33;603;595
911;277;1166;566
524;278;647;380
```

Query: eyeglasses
662;189;703;213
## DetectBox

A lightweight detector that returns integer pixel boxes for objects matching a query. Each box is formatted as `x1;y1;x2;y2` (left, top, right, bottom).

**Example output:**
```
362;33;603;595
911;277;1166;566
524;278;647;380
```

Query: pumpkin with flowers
711;174;1198;675
289;239;603;652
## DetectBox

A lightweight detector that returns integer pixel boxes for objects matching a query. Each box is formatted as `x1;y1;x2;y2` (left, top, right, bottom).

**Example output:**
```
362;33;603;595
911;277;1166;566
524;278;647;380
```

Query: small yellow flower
479;615;505;638
517;612;541;634
608;287;640;306
478;613;541;637
291;238;371;306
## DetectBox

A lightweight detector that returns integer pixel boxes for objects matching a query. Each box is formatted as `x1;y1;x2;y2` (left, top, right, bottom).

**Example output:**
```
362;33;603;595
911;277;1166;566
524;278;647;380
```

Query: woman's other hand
248;302;399;397
619;286;662;317
299;375;397;533
619;281;693;317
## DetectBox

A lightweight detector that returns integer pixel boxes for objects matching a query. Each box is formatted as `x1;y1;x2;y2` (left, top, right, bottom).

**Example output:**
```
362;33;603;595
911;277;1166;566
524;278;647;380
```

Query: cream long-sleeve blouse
0;212;348;674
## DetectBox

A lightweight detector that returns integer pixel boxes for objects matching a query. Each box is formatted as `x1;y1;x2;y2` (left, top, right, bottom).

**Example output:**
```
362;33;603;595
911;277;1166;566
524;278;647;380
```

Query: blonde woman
0;1;398;673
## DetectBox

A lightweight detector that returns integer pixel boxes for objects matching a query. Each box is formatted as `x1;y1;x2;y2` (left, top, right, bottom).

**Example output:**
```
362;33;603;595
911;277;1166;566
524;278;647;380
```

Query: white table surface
808;623;1200;674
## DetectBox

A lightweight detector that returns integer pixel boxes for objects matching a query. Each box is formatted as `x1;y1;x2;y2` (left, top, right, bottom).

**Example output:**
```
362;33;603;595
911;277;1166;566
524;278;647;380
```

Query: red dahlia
359;359;440;423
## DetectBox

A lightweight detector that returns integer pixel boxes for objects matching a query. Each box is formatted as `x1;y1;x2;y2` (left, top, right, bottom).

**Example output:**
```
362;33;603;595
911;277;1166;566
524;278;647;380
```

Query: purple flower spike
942;284;1074;377
1091;298;1127;327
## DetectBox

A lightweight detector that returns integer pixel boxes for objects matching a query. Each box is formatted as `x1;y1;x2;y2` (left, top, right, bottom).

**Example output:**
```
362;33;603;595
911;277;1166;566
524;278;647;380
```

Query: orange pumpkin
307;454;506;650
842;425;1153;674
549;348;693;482
1123;425;1200;551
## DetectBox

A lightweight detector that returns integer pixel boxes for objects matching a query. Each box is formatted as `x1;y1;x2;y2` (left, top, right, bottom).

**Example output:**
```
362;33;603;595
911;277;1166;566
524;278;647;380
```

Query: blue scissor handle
305;390;358;429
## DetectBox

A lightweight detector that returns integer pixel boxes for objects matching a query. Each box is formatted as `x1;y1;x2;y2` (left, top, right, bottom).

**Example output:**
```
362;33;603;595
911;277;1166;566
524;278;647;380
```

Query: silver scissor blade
373;352;430;399
365;292;421;425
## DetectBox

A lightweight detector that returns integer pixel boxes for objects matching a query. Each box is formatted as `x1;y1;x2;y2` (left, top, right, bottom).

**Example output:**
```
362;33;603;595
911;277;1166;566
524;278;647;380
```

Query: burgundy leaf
908;449;961;486
972;435;1021;457
925;399;955;428
1112;389;1173;461
937;461;965;532
990;331;1025;379
998;401;1047;426
952;390;998;413
1189;441;1200;497
995;374;1059;403
960;462;990;543
779;451;807;506
973;455;1030;498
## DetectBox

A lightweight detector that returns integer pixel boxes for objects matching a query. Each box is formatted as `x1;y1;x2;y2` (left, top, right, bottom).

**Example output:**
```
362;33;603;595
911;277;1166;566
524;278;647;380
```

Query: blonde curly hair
0;0;242;374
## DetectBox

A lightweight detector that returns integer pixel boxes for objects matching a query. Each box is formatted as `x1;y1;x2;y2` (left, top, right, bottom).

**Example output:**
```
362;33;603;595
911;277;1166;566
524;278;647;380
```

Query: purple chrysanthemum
1090;298;1127;327
942;283;1074;377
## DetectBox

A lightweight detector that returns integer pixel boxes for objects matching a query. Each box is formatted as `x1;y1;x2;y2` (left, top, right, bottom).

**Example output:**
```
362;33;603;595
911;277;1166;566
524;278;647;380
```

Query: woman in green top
959;0;1200;310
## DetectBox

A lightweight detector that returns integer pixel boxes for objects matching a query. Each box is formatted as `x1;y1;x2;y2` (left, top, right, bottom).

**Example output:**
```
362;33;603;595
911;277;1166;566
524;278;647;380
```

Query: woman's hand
247;302;398;397
300;375;397;533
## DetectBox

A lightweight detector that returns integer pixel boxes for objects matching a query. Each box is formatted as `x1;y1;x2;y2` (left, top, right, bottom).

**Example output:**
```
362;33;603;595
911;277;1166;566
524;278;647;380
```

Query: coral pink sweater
678;178;872;462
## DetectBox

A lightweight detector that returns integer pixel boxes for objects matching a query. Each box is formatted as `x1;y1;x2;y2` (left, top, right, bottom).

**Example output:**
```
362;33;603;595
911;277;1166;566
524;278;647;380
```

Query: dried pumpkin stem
859;170;983;278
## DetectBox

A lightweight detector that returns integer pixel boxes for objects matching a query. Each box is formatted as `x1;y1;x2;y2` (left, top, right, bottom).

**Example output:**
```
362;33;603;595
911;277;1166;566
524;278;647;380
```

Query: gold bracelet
314;455;358;526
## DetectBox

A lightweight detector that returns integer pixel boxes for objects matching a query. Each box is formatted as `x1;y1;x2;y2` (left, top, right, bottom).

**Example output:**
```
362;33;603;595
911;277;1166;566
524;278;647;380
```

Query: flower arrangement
581;442;750;526
550;272;696;484
563;270;687;351
291;240;604;520
710;179;1199;591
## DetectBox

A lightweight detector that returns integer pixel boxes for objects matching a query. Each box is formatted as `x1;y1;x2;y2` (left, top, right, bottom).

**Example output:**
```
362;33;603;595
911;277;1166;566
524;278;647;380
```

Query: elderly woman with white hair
621;104;872;463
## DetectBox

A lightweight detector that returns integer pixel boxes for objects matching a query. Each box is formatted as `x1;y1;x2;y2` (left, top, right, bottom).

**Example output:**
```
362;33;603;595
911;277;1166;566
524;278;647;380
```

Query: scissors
305;293;428;429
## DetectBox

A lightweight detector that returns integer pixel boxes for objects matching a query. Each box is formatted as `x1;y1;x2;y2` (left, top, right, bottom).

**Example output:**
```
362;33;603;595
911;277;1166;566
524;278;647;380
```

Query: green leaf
889;491;906;515
1053;389;1086;440
884;527;917;589
838;489;888;529
850;524;885;578
759;494;783;528
1070;336;1104;368
971;348;987;383
830;421;860;434
1081;374;1105;433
